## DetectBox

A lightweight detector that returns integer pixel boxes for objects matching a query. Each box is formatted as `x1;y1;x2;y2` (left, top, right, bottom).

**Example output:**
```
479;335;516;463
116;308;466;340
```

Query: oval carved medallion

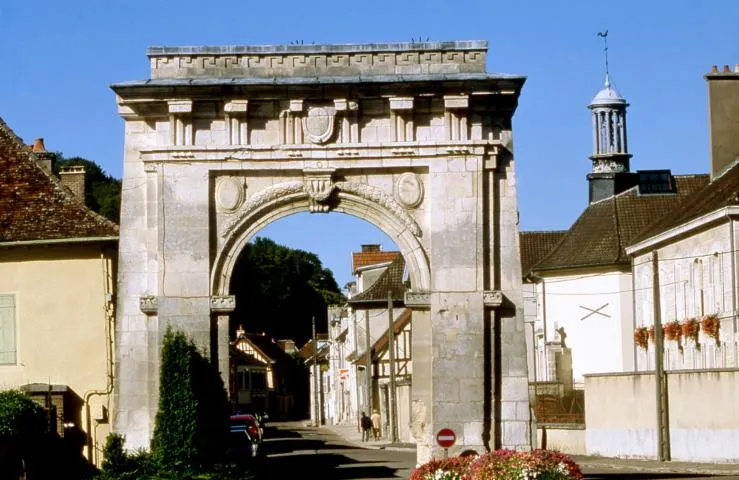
394;172;424;209
216;177;245;212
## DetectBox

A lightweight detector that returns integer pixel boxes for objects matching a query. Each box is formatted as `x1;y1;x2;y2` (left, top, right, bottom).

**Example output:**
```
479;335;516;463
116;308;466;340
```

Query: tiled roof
633;162;739;244
534;175;710;272
348;254;406;307
351;250;401;274
519;231;567;277
0;117;119;243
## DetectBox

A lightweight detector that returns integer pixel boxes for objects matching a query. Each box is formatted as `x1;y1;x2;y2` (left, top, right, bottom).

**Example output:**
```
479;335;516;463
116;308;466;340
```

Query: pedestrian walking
360;412;372;442
371;409;381;440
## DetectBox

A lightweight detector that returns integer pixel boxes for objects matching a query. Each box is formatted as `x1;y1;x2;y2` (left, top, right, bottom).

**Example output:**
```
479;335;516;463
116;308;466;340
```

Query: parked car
230;413;263;443
225;428;259;461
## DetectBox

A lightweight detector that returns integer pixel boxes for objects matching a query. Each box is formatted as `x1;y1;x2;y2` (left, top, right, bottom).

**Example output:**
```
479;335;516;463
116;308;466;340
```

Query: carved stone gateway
112;40;530;462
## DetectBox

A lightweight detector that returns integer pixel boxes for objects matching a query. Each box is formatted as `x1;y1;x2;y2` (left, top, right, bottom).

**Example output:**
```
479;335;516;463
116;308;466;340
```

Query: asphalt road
252;421;415;479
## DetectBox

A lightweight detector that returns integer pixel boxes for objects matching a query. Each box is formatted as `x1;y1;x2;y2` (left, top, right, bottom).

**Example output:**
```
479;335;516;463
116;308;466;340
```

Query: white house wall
632;221;738;371
543;270;634;382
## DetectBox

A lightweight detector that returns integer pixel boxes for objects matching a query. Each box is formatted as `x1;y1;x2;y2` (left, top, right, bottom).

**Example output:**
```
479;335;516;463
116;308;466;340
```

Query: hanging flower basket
681;318;701;350
701;314;721;345
634;326;649;350
663;321;682;342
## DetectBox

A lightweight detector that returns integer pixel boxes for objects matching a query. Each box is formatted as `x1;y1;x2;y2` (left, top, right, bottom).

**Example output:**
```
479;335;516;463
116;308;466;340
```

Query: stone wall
113;41;530;462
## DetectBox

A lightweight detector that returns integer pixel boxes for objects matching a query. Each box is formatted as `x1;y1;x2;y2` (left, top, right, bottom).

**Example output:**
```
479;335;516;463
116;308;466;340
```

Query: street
253;422;415;479
252;422;739;480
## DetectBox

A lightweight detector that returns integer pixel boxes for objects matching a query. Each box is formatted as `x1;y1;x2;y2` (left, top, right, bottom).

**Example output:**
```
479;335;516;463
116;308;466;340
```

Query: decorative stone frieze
404;291;431;308
222;179;422;237
139;295;158;315
148;42;488;79
335;181;422;236
210;295;236;313
482;290;503;307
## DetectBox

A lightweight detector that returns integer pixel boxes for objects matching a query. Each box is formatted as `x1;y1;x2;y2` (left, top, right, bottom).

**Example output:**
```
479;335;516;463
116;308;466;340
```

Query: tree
230;237;345;345
52;154;122;223
150;327;229;475
0;390;48;479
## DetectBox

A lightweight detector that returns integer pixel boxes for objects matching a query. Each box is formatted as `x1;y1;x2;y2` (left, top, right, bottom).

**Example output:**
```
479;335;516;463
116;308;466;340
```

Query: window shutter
0;295;16;364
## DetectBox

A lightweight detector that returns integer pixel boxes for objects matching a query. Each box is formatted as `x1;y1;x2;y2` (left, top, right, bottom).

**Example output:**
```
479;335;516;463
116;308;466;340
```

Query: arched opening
213;194;429;434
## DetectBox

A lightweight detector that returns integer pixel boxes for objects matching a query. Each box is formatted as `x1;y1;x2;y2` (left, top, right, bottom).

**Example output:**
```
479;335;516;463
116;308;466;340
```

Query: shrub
467;449;583;480
151;327;200;474
150;326;230;475
0;389;49;478
0;389;48;447
409;455;477;480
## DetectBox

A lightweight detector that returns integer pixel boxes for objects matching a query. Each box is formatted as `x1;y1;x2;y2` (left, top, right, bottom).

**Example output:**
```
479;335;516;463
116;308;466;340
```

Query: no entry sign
436;428;456;448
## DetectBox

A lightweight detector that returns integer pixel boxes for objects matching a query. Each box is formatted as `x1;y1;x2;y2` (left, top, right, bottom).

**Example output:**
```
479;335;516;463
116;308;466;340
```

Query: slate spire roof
0;117;119;243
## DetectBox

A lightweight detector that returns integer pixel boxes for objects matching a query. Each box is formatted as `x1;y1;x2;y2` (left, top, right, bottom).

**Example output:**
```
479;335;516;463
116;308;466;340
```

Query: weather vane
597;30;610;79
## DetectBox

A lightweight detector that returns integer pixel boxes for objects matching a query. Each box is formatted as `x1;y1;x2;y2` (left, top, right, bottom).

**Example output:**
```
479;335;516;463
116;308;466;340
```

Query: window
0;295;16;364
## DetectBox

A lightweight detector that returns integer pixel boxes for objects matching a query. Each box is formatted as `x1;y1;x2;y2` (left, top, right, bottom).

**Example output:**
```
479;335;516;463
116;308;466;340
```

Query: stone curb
573;456;739;476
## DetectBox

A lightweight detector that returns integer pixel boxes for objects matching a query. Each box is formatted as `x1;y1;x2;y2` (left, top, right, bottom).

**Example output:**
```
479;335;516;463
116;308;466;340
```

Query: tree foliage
151;327;229;475
52;153;122;223
230;237;345;345
0;389;48;447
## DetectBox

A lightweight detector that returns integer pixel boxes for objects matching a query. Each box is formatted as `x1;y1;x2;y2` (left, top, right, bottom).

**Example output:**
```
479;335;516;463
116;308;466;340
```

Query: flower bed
410;455;476;480
410;449;582;480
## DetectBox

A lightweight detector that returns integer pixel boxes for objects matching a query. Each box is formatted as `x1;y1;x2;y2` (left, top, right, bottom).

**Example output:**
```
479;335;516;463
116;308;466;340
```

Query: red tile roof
533;175;710;272
0;117;119;243
519;231;567;277
633;162;739;244
351;251;401;274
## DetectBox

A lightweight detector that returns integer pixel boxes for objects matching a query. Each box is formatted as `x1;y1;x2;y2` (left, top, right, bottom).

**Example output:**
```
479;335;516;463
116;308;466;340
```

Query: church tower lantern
587;32;633;203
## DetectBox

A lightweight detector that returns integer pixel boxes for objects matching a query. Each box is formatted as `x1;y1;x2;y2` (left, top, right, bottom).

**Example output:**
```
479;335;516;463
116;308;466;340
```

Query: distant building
522;72;709;383
0;118;119;466
231;327;305;419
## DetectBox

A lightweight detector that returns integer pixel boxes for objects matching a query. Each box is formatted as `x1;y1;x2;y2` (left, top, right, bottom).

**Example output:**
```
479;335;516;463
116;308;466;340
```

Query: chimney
706;64;739;179
236;325;245;338
59;166;86;202
31;138;54;173
361;244;381;253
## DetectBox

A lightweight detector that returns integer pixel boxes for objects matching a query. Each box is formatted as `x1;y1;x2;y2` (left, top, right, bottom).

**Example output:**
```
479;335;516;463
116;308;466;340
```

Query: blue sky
1;1;737;287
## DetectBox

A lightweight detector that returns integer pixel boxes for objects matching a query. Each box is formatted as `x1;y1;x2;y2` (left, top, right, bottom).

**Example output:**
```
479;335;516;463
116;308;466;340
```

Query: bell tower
587;32;633;203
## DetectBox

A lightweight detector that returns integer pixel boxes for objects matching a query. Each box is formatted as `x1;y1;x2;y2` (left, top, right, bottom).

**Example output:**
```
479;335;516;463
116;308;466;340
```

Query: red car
230;414;262;443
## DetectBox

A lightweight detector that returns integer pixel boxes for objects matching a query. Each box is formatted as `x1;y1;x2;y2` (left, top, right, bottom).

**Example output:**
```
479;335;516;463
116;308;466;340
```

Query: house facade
0;118;119;466
626;66;739;372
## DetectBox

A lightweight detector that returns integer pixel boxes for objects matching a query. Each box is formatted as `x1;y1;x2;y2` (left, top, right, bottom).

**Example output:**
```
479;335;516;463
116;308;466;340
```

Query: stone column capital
404;291;430;309
139;295;158;315
443;95;469;110
482;290;503;308
167;100;193;114
224;99;249;113
389;97;414;111
210;295;236;313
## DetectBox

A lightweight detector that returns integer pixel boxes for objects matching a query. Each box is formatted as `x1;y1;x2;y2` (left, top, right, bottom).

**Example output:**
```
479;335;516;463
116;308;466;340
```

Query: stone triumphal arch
112;40;530;461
